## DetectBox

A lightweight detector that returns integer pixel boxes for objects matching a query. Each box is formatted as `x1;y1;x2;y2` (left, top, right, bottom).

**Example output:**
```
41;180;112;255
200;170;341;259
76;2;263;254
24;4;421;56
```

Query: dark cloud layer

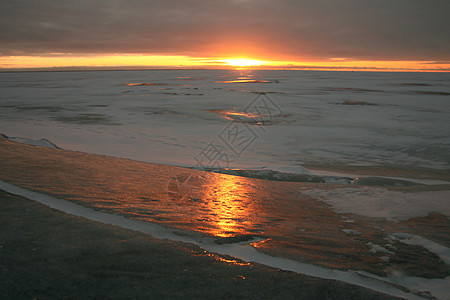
1;0;449;61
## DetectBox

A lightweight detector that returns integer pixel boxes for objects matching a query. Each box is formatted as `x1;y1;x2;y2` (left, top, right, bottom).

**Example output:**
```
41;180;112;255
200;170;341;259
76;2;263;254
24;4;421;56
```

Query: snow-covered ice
1;70;449;173
389;233;450;265
302;187;450;220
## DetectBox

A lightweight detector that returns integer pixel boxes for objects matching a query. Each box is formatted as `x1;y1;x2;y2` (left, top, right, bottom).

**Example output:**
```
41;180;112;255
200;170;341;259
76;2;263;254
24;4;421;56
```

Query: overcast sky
1;0;449;62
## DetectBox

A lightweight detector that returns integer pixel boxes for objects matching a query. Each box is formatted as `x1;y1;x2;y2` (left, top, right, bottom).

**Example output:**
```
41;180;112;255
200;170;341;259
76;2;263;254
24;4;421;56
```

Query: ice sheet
1;70;449;174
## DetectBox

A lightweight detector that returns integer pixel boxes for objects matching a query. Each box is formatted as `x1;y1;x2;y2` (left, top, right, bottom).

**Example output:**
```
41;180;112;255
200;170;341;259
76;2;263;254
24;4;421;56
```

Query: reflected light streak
201;174;257;238
191;250;251;266
207;253;251;266
209;109;263;122
213;80;270;83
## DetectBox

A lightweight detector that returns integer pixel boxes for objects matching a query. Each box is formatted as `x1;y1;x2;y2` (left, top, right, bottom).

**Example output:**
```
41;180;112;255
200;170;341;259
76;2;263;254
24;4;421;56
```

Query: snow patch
302;187;450;221
390;233;450;265
367;242;394;254
3;134;60;149
342;229;361;235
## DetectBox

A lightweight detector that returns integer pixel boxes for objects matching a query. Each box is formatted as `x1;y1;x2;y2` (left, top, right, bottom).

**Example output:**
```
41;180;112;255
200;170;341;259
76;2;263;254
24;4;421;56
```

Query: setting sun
220;58;266;67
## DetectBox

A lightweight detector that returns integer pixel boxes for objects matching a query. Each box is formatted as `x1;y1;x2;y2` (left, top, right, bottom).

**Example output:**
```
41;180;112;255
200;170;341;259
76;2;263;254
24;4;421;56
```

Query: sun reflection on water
208;109;263;123
209;254;251;266
199;174;259;238
213;79;270;83
192;250;251;266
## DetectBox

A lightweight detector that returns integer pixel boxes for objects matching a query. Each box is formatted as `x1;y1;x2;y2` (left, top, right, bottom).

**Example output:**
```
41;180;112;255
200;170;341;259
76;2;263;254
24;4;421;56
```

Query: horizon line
1;65;449;73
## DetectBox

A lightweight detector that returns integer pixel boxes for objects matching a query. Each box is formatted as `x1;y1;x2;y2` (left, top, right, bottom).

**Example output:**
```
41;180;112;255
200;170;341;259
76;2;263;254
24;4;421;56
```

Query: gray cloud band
1;0;449;60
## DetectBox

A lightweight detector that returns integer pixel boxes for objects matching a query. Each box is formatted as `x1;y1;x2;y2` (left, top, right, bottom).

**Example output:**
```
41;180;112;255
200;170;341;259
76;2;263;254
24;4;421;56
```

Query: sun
221;58;266;67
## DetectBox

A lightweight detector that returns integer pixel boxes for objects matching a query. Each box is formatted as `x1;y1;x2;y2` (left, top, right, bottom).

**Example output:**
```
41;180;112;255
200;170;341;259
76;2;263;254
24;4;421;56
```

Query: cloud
0;0;449;61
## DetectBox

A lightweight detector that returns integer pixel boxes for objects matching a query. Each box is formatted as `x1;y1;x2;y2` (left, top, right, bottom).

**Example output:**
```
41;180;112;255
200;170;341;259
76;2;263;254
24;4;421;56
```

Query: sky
0;0;449;71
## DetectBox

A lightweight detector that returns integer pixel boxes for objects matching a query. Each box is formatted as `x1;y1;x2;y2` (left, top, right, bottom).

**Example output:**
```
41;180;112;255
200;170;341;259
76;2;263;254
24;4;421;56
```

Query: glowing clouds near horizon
0;54;449;72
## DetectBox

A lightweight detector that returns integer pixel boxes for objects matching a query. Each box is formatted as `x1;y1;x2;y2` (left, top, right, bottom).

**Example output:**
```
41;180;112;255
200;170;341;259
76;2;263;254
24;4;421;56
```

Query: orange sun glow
220;58;266;67
0;54;448;72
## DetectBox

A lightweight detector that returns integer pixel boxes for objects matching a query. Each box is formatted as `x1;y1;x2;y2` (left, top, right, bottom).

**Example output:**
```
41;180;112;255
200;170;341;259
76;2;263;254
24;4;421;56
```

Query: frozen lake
1;69;449;176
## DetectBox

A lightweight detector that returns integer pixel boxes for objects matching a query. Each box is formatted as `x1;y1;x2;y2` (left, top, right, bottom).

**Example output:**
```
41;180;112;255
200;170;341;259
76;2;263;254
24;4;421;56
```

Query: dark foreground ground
0;190;399;299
